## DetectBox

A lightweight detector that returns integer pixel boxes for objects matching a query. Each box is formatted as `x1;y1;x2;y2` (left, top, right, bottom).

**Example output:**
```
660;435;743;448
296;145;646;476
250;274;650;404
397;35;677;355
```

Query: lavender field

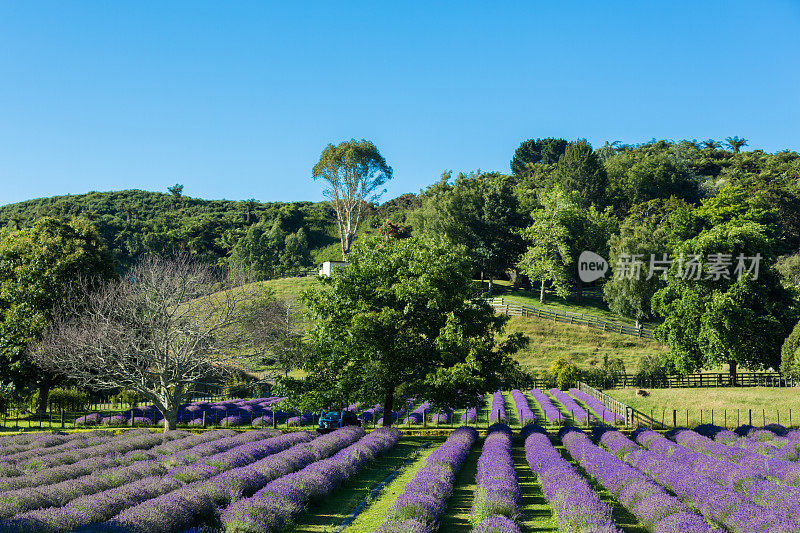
2;390;800;532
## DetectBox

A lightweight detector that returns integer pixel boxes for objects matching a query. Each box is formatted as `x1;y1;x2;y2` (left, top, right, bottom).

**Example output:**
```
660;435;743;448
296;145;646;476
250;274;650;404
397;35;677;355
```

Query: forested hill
0;189;420;272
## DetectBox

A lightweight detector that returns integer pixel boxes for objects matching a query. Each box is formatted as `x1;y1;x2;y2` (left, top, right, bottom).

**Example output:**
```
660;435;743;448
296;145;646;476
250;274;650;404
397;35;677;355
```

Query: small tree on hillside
312;139;393;259
31;255;289;431
279;234;526;424
517;186;574;303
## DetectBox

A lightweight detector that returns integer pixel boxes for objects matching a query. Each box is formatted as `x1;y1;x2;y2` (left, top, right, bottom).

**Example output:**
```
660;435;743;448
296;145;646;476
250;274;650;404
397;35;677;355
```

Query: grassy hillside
504;316;665;374
486;280;662;329
245;276;663;375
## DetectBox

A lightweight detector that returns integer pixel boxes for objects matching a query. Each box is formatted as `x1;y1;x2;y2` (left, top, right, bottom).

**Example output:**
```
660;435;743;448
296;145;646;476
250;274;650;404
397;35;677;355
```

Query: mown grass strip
438;444;481;532
343;442;439;532
286;437;443;533
512;443;558;532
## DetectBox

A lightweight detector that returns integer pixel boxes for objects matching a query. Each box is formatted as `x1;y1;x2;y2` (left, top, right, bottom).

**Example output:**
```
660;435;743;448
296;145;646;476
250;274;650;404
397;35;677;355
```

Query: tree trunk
540;280;546;303
162;410;178;432
729;360;738;387
488;276;493;296
576;279;583;304
382;388;395;427
37;382;51;414
635;318;641;329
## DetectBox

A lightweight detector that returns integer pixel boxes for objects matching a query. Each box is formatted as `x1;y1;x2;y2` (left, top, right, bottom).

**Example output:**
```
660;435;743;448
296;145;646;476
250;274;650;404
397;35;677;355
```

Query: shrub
781;320;800;378
634;354;671;386
48;388;88;411
547;358;582;390
114;389;141;409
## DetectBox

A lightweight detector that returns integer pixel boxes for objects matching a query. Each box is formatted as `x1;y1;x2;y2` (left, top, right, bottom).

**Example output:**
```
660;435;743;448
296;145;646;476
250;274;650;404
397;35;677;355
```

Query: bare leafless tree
31;255;288;431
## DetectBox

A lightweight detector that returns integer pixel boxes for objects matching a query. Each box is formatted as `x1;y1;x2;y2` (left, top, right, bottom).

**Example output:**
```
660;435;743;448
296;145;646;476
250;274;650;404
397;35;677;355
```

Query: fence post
60;408;64;429
749;409;752;426
673;410;677;428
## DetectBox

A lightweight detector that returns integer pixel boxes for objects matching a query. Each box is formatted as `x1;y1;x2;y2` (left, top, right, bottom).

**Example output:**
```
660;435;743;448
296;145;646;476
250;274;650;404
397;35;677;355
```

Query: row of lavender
0;425;403;533
71;387;622;430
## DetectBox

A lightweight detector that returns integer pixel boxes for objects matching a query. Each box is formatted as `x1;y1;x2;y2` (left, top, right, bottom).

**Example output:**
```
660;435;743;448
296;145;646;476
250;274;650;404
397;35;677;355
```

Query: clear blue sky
1;1;798;207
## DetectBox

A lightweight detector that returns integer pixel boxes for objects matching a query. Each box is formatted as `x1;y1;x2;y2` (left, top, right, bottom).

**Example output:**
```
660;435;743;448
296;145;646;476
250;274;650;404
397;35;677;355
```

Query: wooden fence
577;381;667;428
584;372;795;390
488;297;656;340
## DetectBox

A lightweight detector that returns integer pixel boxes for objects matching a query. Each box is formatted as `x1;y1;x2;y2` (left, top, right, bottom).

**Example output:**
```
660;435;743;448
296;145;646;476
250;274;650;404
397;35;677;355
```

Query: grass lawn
504;316;667;374
288;436;443;532
343;442;439;532
483;280;662;329
512;444;558;532
439;445;480;532
609;387;800;428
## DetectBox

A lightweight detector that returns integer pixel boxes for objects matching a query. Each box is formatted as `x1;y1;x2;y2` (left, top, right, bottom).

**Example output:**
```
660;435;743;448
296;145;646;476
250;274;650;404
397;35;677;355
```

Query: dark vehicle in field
317;409;362;434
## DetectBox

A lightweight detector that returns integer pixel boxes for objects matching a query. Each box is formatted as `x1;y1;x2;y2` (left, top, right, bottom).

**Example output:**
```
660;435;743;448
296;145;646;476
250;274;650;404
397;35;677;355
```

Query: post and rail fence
488;297;656;340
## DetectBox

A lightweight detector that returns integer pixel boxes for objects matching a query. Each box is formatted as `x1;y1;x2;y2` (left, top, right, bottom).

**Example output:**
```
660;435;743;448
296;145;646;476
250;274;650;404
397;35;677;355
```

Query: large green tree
602;199;686;328
517;186;574;303
0;218;115;411
555;139;607;207
652;221;798;377
510;137;568;176
280;234;526;424
411;172;526;293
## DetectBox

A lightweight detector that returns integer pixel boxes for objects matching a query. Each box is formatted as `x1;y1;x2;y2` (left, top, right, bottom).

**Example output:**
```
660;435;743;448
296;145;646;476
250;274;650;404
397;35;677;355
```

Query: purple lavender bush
74;413;102;426
377;426;478;532
669;427;800;484
403;402;432;425
219;427;401;533
600;427;799;531
549;388;589;425
529;389;564;424
488;392;507;423
521;425;620;532
633;427;800;520
568;388;624;424
509;390;535;426
471;424;519;529
559;427;711;532
461;408;477;424
102;428;364;533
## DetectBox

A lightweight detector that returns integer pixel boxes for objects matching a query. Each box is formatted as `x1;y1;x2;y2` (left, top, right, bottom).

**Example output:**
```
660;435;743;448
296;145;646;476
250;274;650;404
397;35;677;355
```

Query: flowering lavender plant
103;428;364;533
521;425;619;532
471;424;519;529
529;389;564;424
378;426;478;532
488;392;507;423
509;390;535;426
220;427;401;533
559;427;711;532
600;427;799;531
549;388;589;425
568;388;624;424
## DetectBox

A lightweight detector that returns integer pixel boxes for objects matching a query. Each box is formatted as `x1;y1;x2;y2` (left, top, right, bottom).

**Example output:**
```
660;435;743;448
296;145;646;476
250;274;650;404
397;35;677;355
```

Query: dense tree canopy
410;172;526;292
279;234;526;423
652;221;798;375
0;217;115;411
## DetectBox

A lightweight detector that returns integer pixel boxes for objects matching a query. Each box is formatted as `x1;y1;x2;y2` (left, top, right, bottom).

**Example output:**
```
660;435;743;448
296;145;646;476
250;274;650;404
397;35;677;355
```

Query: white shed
319;260;347;277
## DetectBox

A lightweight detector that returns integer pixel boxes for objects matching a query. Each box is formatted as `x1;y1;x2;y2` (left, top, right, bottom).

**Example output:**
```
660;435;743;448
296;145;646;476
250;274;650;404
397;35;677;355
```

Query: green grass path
512;443;558;532
343;442;439;532
439;445;480;532
287;437;441;533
